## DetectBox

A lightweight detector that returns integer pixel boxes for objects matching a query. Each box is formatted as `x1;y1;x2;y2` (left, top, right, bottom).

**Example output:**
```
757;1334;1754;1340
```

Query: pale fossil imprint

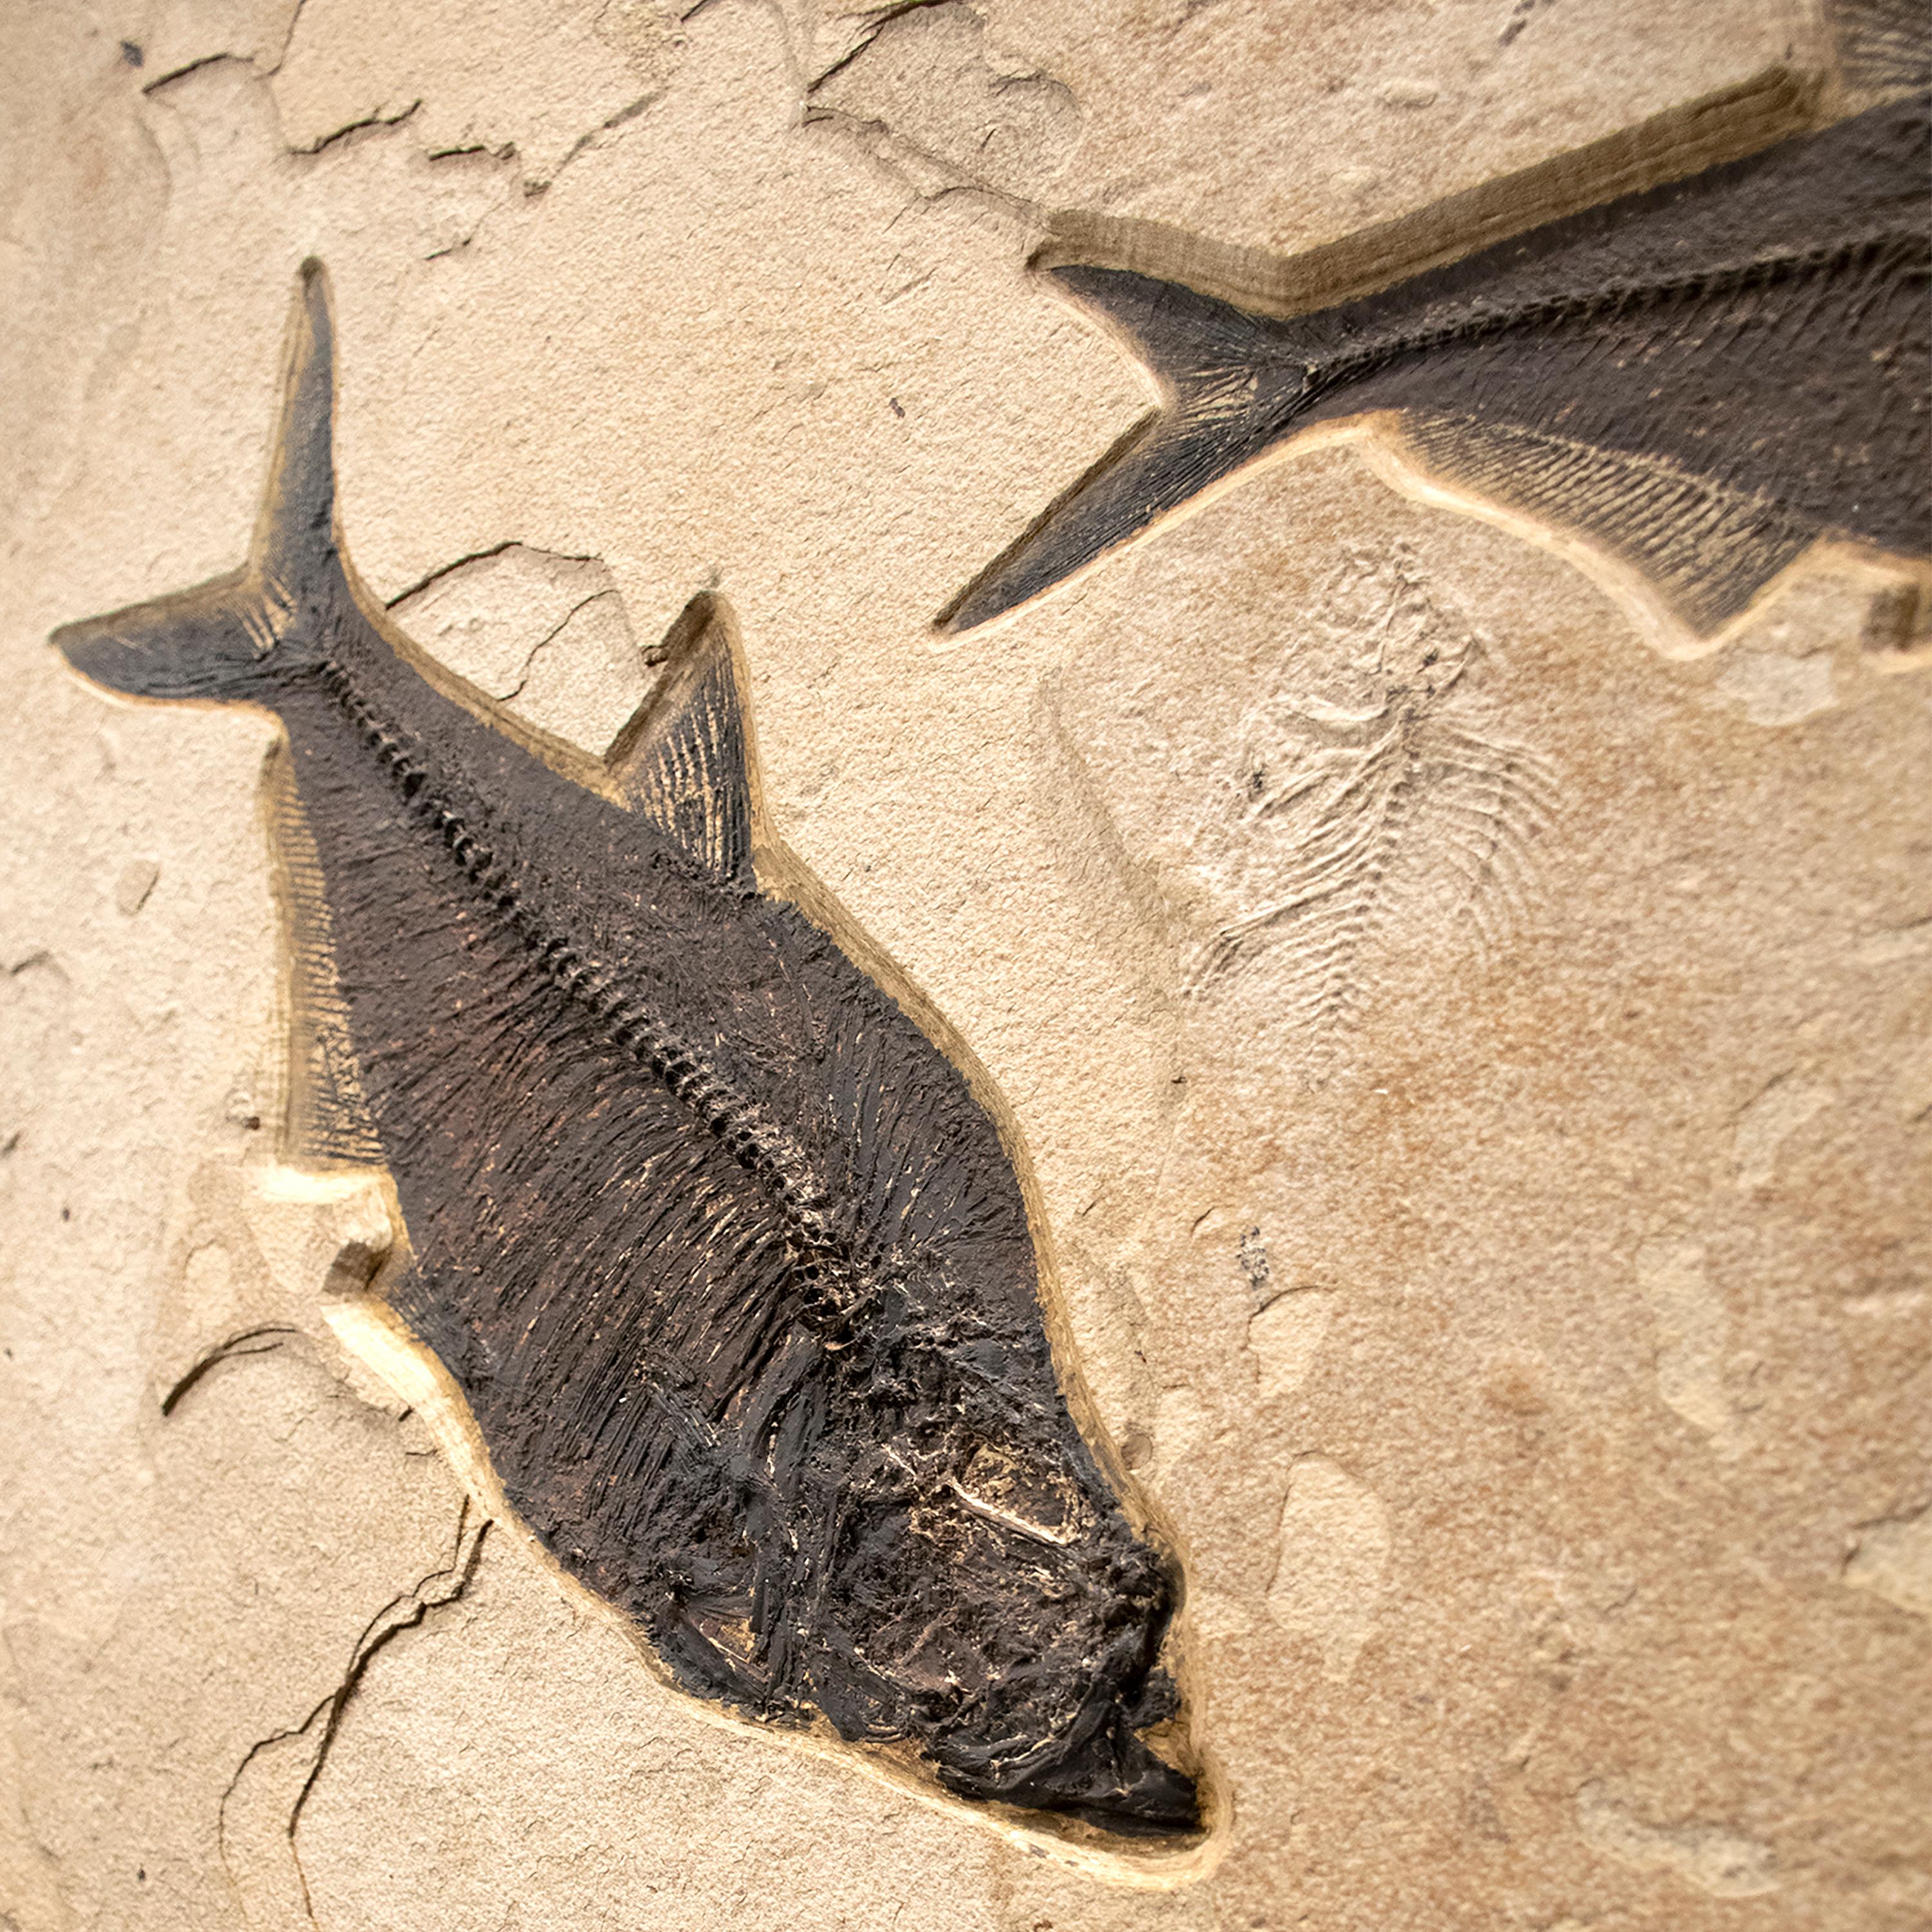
1181;547;1558;1074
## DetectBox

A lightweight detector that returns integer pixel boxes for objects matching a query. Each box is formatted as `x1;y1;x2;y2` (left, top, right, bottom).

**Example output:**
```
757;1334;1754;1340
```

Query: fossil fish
940;58;1930;636
52;263;1198;1841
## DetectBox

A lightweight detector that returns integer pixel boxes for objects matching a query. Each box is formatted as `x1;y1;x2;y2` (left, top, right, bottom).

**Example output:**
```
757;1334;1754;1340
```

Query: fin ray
50;569;281;701
262;743;384;1168
1399;411;1818;630
603;595;754;885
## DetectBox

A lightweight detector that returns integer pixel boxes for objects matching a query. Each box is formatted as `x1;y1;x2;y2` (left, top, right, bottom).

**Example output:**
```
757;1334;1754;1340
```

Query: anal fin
1397;411;1819;634
261;743;384;1168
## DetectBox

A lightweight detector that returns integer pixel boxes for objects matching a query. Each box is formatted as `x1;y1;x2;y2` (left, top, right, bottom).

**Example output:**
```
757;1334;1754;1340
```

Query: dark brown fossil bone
940;57;1930;636
51;263;1198;1844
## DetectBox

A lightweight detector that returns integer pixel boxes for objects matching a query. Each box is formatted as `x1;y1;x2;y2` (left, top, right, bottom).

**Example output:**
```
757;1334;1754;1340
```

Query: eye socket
948;1443;1083;1547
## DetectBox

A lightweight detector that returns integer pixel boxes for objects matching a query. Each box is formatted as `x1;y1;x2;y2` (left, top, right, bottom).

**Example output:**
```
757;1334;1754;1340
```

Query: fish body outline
941;75;1931;636
52;263;1200;1846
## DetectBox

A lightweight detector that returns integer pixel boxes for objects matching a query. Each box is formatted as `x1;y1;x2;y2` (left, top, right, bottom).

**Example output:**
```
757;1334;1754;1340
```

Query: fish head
817;1397;1199;1839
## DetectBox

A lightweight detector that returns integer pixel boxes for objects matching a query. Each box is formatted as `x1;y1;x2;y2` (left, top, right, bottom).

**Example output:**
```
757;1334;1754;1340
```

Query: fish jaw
743;1350;1200;1839
933;1648;1200;1836
996;1715;1200;1838
893;1512;1200;1835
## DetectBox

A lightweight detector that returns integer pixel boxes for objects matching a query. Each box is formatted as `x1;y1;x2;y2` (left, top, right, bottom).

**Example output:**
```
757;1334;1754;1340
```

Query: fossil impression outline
1179;545;1558;1071
50;263;1201;1850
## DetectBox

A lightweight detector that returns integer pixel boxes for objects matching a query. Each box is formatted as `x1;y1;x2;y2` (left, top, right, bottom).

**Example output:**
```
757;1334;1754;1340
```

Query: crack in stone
160;1327;303;1418
805;1;952;93
290;99;425;158
799;1;1078;210
273;0;313;75
139;1;311;102
540;89;665;186
384;542;596;611
141;52;240;97
499;589;621;703
220;1501;489;1925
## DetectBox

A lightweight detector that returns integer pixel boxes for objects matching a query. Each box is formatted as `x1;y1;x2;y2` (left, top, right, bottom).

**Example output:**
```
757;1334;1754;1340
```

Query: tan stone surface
3;3;1927;1929
808;0;1816;251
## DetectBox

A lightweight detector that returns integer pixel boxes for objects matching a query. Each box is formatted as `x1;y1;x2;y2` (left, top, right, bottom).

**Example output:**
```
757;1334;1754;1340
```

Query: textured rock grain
3;3;1927;1928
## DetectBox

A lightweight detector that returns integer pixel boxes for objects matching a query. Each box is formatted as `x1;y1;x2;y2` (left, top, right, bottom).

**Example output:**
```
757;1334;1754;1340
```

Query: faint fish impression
1180;545;1556;1073
940;21;1930;634
51;264;1199;1846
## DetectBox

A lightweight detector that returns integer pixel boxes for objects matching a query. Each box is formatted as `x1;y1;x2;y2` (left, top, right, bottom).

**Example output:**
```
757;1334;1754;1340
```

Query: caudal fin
256;259;339;605
51;260;342;703
935;269;1304;632
50;568;285;702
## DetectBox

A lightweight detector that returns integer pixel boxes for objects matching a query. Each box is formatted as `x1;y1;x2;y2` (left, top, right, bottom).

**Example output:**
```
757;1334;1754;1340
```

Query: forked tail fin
51;260;341;702
935;268;1305;633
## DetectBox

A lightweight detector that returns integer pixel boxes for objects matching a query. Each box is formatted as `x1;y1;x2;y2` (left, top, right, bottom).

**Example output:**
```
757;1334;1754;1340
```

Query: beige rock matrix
3;3;1927;1929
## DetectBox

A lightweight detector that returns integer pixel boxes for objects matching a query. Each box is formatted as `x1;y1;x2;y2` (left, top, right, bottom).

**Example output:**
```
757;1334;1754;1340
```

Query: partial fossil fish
941;64;1930;634
52;264;1198;1841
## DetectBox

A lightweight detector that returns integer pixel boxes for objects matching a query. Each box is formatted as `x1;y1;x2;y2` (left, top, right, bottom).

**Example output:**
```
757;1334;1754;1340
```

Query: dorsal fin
603;594;753;886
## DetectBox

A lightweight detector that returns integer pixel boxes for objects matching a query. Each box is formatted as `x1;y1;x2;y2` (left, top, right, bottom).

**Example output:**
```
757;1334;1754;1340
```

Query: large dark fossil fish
940;54;1931;635
52;264;1198;1842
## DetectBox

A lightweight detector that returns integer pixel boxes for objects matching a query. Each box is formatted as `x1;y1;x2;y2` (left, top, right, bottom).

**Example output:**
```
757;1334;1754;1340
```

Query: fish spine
305;652;877;1335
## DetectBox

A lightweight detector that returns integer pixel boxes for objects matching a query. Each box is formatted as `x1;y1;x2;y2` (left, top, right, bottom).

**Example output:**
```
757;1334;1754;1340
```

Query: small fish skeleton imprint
52;266;1198;1843
940;41;1931;633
